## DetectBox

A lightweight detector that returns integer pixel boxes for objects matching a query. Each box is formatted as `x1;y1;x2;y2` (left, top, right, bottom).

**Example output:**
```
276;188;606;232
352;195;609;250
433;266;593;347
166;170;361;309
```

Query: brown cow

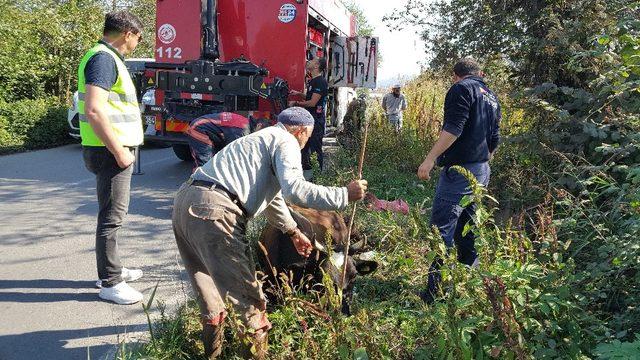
257;205;378;315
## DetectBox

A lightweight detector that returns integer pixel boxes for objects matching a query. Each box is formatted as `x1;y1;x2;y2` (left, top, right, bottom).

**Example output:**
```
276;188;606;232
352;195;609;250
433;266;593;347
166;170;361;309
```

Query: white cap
392;84;401;89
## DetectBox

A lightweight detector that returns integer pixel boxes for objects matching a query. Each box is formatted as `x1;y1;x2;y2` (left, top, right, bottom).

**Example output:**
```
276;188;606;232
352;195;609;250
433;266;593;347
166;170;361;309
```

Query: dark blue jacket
438;76;501;167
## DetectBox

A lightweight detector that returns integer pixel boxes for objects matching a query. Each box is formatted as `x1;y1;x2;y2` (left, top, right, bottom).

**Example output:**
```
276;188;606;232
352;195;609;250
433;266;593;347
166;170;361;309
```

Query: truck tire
172;144;192;162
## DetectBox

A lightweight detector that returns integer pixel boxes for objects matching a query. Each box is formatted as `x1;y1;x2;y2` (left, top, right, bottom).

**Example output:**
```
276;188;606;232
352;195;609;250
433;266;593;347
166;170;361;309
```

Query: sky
351;0;427;87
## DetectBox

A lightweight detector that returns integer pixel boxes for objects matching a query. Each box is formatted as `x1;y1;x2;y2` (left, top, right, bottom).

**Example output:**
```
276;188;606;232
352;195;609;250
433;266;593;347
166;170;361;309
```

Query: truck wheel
172;144;193;162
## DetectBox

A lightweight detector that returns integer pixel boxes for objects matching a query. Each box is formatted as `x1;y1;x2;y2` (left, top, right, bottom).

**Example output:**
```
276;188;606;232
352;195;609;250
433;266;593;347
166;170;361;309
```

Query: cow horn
314;240;326;252
287;207;330;254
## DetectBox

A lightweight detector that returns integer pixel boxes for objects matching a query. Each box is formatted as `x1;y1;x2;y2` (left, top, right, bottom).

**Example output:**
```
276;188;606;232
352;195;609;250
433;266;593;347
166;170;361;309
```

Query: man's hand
418;130;458;181
115;148;135;169
288;100;297;107
417;157;436;180
288;228;313;257
85;85;137;164
289;90;303;97
347;179;368;202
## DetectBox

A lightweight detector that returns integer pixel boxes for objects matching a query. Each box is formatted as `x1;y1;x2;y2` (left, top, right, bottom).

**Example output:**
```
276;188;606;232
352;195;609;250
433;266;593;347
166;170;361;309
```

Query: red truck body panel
154;0;354;90
155;0;201;63
150;0;355;141
217;0;309;93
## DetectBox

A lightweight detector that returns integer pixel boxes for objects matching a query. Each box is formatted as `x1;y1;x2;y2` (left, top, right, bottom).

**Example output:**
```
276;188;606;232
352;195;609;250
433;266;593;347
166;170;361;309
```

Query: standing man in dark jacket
289;58;329;179
417;58;501;303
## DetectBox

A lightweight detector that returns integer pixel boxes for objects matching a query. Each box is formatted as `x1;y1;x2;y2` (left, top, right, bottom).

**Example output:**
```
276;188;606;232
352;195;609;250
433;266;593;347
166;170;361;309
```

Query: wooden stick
340;120;369;291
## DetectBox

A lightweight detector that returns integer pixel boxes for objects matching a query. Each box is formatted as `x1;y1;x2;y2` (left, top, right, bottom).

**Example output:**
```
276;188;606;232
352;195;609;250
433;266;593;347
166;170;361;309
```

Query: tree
107;0;156;58
384;0;636;88
0;0;104;102
344;1;373;37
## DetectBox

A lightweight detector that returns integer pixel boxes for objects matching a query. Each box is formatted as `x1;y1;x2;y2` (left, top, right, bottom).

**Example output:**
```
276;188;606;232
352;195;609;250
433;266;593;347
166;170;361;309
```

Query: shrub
0;97;70;154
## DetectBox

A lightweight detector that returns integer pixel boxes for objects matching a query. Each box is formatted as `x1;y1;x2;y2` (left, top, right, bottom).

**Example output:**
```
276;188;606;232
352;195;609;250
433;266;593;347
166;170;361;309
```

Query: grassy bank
118;71;639;358
118;125;589;358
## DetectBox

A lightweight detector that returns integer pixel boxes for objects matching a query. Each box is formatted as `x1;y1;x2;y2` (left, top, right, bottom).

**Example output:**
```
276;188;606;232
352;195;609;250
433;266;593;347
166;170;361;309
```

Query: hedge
0;97;72;154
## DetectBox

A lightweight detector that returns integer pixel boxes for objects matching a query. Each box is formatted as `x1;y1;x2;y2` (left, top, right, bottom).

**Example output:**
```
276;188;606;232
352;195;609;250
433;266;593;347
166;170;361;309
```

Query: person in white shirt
382;84;408;131
172;107;368;359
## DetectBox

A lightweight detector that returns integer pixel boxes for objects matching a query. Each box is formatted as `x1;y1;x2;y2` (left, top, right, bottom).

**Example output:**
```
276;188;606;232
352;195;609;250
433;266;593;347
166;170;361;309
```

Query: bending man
172;107;368;359
185;112;249;168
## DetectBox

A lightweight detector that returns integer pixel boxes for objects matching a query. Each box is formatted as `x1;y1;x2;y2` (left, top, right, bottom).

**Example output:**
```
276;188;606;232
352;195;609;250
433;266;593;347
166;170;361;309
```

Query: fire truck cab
143;0;377;161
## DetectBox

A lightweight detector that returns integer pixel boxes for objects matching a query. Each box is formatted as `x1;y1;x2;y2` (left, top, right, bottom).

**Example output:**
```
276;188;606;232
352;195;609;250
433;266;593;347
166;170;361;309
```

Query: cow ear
355;259;378;276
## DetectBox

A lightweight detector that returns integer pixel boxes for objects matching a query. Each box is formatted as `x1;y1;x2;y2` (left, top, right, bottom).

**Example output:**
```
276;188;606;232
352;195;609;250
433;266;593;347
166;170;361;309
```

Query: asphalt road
0;144;194;360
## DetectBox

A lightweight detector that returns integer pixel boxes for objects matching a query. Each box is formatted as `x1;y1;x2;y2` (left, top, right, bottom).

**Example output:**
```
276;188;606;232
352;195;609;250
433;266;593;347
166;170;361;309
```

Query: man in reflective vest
79;10;145;305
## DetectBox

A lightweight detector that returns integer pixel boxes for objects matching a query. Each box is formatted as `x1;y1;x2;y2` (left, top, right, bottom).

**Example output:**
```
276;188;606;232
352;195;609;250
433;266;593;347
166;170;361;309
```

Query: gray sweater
382;93;408;115
191;123;349;232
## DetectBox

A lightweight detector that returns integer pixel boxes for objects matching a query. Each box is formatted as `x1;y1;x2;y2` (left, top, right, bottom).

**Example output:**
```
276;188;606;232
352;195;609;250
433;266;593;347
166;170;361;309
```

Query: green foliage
595;334;640;359
116;300;205;360
0;0;105;102
0;97;69;153
0;0;156;152
385;0;637;87
385;0;640;353
343;1;374;37
123;121;620;359
553;159;640;336
126;0;156;58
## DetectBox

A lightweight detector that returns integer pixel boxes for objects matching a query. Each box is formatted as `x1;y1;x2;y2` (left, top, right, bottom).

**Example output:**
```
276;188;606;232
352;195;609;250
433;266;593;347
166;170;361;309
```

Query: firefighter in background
185;112;249;169
288;57;329;180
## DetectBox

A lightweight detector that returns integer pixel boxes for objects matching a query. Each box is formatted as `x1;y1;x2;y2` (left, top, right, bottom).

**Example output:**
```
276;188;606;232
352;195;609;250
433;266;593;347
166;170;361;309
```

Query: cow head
257;206;378;315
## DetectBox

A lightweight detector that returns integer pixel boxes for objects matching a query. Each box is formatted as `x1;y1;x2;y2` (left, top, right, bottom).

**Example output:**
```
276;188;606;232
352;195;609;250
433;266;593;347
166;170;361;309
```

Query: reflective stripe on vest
77;43;143;147
78;91;138;104
78;113;140;124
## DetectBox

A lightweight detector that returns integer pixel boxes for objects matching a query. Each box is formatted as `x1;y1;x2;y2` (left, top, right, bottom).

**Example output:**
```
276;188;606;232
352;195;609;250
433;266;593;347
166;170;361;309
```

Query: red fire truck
142;0;376;161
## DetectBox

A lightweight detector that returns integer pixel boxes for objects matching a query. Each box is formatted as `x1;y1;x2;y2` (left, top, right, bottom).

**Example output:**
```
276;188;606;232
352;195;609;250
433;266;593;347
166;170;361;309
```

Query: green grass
118;124;581;359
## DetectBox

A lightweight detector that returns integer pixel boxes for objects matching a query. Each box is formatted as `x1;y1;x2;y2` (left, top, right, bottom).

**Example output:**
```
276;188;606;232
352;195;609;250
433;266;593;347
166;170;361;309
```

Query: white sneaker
95;267;144;288
99;281;143;305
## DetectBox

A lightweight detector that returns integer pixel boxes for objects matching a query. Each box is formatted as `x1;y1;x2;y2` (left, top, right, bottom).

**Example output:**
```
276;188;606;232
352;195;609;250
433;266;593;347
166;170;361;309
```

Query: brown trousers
172;181;271;333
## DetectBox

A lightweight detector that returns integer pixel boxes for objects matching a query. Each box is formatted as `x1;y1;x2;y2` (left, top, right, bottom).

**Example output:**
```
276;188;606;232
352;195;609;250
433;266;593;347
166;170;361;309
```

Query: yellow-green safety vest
77;43;143;147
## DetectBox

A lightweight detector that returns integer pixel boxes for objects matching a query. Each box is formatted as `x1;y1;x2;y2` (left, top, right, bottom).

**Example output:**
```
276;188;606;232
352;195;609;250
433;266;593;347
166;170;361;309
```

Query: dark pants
83;147;134;287
426;162;491;297
189;141;214;168
301;115;325;171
